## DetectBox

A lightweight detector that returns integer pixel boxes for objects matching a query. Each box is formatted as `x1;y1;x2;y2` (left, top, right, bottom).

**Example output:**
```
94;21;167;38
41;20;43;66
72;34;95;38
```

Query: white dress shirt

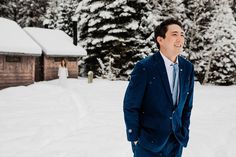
160;52;179;97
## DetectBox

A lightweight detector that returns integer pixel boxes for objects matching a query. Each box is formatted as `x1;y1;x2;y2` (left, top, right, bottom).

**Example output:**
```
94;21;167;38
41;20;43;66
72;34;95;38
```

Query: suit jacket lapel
178;56;185;105
154;52;173;105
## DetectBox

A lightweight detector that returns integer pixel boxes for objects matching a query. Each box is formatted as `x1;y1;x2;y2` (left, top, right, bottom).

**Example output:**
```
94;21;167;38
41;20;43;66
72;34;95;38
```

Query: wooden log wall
43;56;78;81
0;55;35;89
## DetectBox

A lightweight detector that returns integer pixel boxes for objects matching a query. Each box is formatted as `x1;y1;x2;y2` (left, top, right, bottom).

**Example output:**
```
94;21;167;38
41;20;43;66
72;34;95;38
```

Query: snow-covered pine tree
182;0;198;58
0;0;9;18
75;0;153;80
149;0;185;25
202;0;236;85
136;2;156;55
174;0;186;22
182;0;215;82
230;0;236;20
44;1;59;29
56;0;78;36
143;0;162;53
160;0;184;20
44;0;79;37
0;0;22;23
18;0;49;27
0;0;49;27
148;0;185;53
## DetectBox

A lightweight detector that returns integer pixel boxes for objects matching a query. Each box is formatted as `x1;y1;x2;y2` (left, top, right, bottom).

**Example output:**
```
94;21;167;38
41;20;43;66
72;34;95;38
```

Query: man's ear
156;36;162;45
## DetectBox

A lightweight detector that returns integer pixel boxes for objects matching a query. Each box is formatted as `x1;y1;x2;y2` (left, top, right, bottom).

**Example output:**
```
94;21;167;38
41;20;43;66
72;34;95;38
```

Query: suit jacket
123;51;194;152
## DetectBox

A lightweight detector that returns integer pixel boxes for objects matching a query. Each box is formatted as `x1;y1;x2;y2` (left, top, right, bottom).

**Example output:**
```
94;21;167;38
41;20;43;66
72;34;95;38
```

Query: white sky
0;18;41;56
0;79;236;157
24;27;87;57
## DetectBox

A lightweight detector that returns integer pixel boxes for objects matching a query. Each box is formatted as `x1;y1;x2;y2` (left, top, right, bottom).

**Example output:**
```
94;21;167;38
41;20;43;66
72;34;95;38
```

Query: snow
125;20;139;30
137;0;147;3
88;18;101;27
106;0;127;9
0;79;236;157
108;29;126;33
0;18;41;56
75;0;91;13
90;1;105;12
119;12;131;17
78;16;90;28
99;24;116;31
99;11;114;19
122;6;136;13
24;27;87;57
88;27;97;33
103;35;119;43
91;38;102;45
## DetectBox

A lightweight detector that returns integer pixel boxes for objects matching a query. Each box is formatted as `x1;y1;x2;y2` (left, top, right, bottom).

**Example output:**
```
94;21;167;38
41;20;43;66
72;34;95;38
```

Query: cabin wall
43;56;78;81
0;54;35;89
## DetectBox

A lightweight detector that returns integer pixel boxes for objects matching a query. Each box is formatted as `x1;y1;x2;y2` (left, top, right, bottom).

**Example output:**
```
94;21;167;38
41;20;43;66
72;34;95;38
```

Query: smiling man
123;18;195;157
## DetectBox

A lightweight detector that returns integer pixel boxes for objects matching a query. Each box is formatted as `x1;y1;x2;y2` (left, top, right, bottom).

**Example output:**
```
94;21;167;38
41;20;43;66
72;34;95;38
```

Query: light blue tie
172;64;179;106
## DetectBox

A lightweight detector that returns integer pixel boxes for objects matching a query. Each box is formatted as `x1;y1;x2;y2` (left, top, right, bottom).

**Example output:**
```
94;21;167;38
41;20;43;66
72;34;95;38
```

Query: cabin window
6;56;22;62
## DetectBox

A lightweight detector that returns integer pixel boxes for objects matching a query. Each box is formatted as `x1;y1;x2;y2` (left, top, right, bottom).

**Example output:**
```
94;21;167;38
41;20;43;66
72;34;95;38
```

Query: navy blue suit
123;52;194;156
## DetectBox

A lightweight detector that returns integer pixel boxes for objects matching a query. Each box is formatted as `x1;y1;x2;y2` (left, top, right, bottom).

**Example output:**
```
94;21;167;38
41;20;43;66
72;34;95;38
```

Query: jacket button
169;117;173;120
128;129;132;133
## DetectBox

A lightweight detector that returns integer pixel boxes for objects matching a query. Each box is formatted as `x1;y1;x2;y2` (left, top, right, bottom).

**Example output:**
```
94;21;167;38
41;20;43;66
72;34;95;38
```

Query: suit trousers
131;134;183;157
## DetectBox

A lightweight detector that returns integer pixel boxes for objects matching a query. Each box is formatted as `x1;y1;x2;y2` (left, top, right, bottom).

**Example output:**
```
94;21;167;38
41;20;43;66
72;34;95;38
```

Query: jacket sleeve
123;62;147;141
182;64;194;132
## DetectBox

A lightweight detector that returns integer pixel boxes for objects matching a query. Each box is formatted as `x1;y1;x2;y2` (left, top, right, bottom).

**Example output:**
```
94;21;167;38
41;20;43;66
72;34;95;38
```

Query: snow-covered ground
0;78;235;157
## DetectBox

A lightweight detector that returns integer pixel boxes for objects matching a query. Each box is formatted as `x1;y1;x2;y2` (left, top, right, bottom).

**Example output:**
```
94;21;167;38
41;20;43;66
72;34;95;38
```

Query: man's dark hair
154;18;183;49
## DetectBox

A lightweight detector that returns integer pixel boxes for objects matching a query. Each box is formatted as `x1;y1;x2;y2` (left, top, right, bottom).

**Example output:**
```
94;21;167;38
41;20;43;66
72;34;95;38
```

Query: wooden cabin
0;18;42;89
24;27;87;81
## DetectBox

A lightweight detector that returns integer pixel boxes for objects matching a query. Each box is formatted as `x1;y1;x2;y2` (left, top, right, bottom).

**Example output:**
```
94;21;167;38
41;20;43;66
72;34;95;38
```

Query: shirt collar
160;51;178;66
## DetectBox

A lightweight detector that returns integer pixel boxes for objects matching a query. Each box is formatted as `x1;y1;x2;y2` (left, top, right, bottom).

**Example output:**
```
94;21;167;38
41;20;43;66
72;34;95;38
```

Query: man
123;18;194;157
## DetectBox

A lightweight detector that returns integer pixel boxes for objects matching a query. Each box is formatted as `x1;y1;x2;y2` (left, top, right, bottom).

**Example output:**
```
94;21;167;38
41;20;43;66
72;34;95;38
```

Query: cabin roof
0;18;41;56
24;27;87;57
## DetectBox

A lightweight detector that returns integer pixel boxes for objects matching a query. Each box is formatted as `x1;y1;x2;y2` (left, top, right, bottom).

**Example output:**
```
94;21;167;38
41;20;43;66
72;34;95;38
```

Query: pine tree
19;0;49;27
56;0;78;36
182;0;215;82
182;0;199;58
148;0;185;53
75;0;153;80
44;0;79;37
161;0;184;20
0;0;49;27
202;0;236;85
43;2;59;29
0;0;9;18
150;0;185;24
231;0;236;20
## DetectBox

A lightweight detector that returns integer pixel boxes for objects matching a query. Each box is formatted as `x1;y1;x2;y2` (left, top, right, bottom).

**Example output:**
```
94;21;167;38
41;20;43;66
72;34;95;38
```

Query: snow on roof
0;18;41;56
24;27;87;57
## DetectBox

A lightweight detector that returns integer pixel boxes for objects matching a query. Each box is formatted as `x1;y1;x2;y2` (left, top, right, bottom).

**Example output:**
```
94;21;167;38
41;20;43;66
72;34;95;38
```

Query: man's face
157;24;185;57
